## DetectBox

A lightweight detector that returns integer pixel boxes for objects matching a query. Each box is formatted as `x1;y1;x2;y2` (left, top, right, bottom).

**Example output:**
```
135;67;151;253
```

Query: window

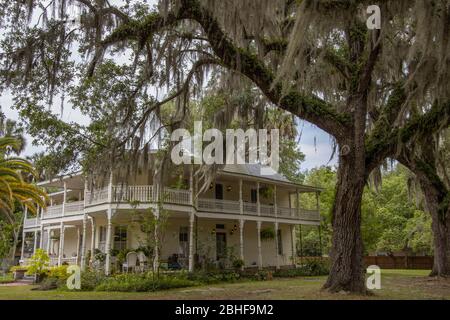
179;227;189;257
114;225;128;251
277;229;283;255
251;189;257;203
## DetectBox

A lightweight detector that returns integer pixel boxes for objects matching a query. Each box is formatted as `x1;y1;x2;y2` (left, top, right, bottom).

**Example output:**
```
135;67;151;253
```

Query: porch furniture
137;252;148;272
122;251;138;273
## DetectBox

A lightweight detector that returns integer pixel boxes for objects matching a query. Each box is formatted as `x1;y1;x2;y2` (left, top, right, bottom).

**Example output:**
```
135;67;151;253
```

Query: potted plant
260;228;276;241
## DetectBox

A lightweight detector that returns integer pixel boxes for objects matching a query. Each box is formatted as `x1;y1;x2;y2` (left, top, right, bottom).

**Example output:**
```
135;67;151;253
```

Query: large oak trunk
323;153;367;293
418;177;450;277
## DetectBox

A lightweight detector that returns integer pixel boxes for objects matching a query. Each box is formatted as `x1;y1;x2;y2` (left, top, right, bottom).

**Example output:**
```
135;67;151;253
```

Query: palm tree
0;136;48;260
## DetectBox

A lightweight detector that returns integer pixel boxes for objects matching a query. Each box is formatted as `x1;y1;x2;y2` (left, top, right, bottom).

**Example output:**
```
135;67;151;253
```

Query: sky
0;0;337;172
1;90;337;172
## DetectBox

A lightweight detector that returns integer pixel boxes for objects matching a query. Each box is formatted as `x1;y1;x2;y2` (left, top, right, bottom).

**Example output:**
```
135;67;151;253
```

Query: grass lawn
0;269;448;300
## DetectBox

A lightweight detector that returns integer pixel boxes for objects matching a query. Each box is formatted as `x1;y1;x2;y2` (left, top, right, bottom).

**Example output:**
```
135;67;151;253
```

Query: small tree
132;201;170;277
26;249;49;282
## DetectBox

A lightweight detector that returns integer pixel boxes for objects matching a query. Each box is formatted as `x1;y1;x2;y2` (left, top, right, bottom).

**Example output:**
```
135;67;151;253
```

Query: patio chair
137;252;148;272
122;251;138;273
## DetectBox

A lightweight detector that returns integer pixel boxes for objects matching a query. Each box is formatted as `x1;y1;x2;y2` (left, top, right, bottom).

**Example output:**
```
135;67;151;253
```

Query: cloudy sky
0;0;337;172
1;90;337;171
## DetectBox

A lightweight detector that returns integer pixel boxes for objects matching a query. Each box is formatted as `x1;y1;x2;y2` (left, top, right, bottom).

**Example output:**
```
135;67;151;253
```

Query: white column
189;165;194;206
108;171;113;203
39;225;44;248
256;182;260;216
273;185;277;217
188;211;195;272
20;207;27;260
257;221;262;270
58;222;65;266
239;179;243;215
290;225;296;266
239;219;245;269
33;230;38;254
62;182;67;217
274;222;280;270
76;227;81;264
80;215;87;270
46;229;52;254
90;217;96;266
296;190;300;217
105;209;113;275
153;207;160;272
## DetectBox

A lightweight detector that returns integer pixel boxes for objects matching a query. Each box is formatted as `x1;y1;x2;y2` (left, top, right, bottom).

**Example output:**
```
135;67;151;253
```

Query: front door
216;232;227;261
215;184;224;200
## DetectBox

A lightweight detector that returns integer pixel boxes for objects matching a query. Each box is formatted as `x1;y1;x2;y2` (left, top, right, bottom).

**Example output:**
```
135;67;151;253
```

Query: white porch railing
260;204;275;217
86;187;109;205
65;201;84;216
197;198;320;222
24;218;40;228
43;204;64;219
299;209;321;221
277;206;296;217
243;202;258;215
198;198;240;214
112;185;155;203
162;187;191;205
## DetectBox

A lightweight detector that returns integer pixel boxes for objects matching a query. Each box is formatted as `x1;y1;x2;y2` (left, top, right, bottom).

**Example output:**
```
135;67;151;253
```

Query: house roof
38;164;322;193
219;164;322;192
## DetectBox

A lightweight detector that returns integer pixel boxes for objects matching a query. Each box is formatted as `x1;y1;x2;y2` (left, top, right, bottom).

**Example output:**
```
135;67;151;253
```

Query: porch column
62;182;67;217
58;222;65;266
239;219;245;269
76;226;81;265
81;215;87;270
239;179;243;215
188;211;195;272
274;222;280;270
257;221;262;269
153;207;160;272
291;225;296;266
33;230;38;254
256;182;260;216
105;209;113;275
20;206;27;260
90;217;96;265
273;185;277;217
39;225;44;248
296;189;300;217
108;171;113;203
46;229;52;253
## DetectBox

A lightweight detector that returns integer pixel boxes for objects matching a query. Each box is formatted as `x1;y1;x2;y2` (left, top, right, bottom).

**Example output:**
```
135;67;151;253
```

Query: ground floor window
179;226;189;257
114;225;128;251
277;229;283;255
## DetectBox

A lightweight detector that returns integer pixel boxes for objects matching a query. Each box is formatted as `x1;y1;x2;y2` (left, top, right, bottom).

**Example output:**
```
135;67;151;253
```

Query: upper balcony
26;165;322;226
24;184;320;226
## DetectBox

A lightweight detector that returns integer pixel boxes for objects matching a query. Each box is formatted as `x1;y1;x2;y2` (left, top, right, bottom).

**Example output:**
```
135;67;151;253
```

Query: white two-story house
20;162;321;274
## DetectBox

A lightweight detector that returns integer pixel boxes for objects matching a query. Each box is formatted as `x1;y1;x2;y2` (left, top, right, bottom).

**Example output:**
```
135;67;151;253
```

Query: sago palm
0;137;47;224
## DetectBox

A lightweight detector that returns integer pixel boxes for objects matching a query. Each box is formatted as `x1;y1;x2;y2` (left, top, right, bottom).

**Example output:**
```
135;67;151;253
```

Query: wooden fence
296;256;433;270
363;256;433;270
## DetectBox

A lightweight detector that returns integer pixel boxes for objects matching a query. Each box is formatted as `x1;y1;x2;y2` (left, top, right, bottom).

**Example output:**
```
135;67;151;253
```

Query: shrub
95;273;198;292
80;270;107;291
187;270;241;284
10;266;28;273
0;274;14;284
26;249;49;278
273;260;329;278
232;259;244;270
47;265;70;281
33;277;60;291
